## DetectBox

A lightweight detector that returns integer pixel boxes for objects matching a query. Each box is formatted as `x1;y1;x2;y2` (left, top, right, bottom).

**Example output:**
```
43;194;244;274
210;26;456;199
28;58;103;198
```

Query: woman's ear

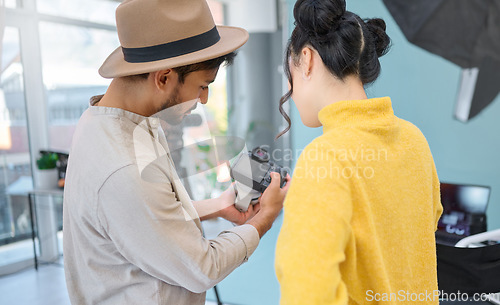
300;47;314;80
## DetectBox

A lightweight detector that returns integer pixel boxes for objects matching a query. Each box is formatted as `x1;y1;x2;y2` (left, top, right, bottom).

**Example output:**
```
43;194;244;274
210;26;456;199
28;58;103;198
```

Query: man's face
155;68;218;125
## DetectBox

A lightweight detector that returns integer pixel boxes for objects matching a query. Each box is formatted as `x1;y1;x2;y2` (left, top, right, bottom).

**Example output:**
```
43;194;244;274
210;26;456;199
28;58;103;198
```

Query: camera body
230;146;287;211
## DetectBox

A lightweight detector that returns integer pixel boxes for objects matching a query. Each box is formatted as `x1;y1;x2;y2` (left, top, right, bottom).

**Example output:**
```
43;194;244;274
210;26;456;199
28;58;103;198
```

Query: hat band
122;26;221;63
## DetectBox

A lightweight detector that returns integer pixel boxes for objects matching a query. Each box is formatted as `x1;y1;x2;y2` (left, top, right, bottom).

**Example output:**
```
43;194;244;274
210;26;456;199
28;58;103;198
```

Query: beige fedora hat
99;0;249;78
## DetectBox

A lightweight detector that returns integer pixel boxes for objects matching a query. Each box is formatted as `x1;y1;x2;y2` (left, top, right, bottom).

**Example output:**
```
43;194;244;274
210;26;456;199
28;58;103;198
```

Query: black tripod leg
213;285;223;305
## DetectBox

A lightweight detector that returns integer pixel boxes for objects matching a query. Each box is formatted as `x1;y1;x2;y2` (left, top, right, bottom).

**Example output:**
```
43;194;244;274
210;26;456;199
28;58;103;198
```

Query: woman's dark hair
277;0;391;138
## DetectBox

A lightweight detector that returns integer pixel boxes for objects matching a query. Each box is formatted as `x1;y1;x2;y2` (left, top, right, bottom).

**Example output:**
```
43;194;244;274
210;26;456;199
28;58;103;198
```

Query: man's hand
194;172;291;234
217;184;260;225
193;184;259;224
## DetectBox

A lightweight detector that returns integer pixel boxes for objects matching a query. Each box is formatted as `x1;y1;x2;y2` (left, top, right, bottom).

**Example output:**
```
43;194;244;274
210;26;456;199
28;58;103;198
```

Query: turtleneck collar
318;97;396;132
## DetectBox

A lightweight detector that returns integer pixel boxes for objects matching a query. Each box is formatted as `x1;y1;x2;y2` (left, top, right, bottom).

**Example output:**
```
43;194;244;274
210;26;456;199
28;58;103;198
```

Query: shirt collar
88;99;162;136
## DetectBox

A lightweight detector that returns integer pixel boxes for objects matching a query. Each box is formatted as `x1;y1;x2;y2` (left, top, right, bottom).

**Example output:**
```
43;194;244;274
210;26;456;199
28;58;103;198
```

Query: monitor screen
440;183;490;214
437;182;490;237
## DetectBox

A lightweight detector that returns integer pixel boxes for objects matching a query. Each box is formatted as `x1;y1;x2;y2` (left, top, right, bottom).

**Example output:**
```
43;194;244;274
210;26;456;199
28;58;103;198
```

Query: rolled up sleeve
220;224;260;263
96;163;259;293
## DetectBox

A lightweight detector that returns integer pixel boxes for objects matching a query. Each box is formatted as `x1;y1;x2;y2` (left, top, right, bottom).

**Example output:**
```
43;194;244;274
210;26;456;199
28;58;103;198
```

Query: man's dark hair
124;52;237;83
173;51;236;83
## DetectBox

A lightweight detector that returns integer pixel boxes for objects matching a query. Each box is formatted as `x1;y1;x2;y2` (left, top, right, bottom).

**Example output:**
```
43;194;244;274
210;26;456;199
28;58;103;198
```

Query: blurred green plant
194;142;229;198
37;152;59;170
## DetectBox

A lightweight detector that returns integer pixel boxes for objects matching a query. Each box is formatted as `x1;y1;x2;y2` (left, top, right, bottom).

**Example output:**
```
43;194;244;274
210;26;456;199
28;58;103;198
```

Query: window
4;0;20;9
36;0;118;26
0;26;33;265
39;22;118;151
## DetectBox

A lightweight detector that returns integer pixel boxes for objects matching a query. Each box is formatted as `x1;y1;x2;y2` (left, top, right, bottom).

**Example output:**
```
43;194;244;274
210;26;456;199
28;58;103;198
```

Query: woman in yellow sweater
274;0;443;304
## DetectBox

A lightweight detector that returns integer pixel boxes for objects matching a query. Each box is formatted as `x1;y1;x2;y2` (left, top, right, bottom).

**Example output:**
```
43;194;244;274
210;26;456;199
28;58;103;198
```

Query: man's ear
153;69;175;90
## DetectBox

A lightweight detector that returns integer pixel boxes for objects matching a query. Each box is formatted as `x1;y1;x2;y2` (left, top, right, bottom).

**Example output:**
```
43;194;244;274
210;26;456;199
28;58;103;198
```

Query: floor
0;262;227;305
0;262;70;305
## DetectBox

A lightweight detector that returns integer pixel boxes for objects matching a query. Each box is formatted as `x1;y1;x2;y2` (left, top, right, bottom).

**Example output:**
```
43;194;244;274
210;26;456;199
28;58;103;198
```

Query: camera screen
231;154;271;190
255;149;266;158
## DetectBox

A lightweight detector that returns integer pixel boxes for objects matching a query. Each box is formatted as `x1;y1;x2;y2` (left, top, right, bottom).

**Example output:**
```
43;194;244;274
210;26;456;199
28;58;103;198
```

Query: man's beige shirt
63;104;259;305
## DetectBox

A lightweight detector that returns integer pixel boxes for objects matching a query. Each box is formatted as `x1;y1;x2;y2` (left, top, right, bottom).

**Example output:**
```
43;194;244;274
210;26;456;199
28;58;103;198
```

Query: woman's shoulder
395;117;432;147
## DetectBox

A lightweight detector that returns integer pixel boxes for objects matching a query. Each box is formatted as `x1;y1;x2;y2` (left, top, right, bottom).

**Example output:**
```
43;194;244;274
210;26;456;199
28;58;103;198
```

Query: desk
6;176;64;270
27;188;64;270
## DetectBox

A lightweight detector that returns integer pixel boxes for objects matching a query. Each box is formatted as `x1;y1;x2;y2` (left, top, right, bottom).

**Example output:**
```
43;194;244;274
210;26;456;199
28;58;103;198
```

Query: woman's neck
317;74;368;112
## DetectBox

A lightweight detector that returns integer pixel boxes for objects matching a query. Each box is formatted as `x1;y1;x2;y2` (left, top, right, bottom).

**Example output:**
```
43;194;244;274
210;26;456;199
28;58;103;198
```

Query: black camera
230;146;288;194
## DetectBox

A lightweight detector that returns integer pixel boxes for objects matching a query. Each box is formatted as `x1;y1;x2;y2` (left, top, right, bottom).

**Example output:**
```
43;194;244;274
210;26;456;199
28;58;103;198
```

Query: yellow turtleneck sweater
275;97;443;305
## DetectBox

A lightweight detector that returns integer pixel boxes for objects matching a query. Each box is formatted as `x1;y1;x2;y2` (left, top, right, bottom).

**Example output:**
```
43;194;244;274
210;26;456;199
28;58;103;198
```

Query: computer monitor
437;182;491;238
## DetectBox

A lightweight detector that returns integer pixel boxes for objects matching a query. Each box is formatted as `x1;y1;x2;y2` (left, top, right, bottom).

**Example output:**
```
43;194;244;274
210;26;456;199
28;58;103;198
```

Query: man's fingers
252;202;261;214
269;172;281;187
282;174;291;192
246;203;254;214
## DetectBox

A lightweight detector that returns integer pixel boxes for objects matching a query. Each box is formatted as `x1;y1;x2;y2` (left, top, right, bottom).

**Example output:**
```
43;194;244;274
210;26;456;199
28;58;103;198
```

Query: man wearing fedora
62;0;289;304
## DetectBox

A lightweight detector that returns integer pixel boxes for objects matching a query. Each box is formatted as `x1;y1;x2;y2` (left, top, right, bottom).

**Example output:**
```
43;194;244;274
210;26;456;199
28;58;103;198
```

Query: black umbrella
382;0;500;122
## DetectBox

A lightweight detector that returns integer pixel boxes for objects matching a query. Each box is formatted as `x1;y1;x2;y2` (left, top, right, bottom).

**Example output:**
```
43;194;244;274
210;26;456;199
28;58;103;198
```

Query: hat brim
98;25;249;78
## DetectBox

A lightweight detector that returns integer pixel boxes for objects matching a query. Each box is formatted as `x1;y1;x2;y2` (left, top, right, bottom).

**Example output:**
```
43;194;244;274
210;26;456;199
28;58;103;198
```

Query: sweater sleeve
276;140;353;305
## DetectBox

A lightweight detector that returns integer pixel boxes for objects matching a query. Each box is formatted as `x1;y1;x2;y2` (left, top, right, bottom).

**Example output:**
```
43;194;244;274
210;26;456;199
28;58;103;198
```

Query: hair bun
293;0;347;37
365;18;390;57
